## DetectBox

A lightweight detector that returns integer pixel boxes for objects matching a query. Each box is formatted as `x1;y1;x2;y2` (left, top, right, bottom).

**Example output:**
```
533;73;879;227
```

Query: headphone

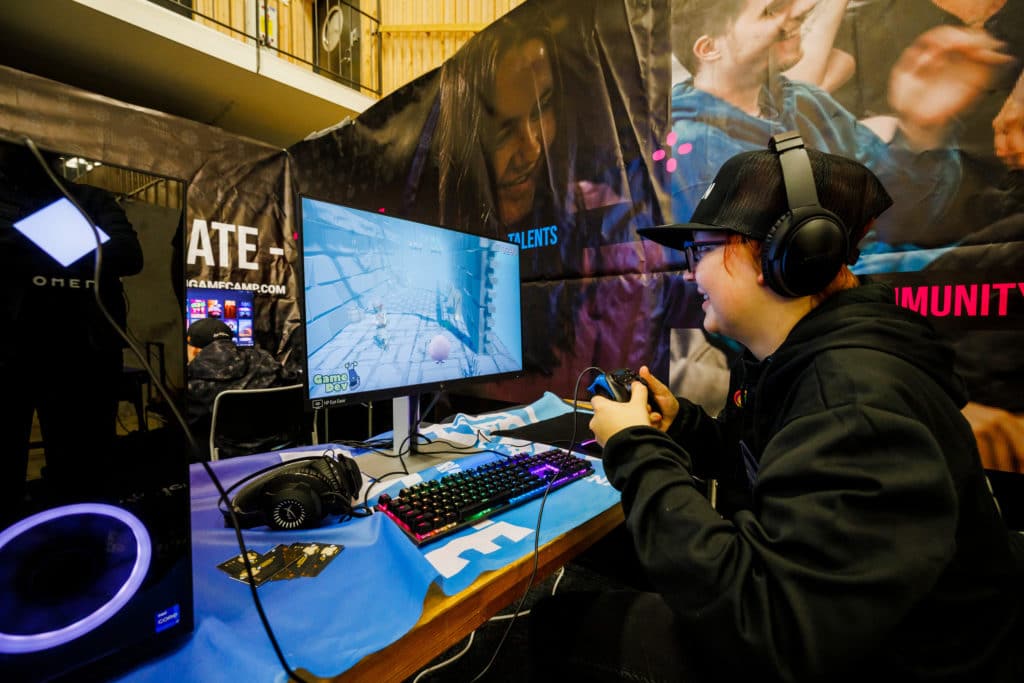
219;453;370;531
761;131;849;298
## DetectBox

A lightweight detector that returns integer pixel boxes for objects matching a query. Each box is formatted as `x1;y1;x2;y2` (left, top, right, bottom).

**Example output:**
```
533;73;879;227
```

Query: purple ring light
0;503;152;654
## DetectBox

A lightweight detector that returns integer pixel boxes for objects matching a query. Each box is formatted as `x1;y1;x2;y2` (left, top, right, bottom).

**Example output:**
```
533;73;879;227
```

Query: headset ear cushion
761;207;847;297
312;455;360;496
761;212;792;296
335;455;363;497
307;455;363;516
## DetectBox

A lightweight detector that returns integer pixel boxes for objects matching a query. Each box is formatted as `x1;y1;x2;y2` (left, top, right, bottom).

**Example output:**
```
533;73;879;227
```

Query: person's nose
514;118;543;166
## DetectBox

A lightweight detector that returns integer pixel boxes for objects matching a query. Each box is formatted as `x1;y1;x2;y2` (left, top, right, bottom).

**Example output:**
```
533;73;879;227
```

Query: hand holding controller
588;368;660;413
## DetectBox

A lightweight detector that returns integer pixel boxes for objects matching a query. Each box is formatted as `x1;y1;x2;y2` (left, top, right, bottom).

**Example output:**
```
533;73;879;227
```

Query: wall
191;0;526;97
378;0;525;95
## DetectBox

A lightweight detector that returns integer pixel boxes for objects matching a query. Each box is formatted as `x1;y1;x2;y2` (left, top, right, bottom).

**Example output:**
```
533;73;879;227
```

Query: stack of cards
216;543;343;587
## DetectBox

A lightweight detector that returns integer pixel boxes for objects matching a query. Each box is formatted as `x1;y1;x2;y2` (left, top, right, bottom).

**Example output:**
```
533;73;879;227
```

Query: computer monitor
298;196;524;452
184;287;255;359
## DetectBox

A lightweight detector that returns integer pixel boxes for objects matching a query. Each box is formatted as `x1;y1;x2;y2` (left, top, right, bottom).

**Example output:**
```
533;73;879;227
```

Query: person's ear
693;35;721;63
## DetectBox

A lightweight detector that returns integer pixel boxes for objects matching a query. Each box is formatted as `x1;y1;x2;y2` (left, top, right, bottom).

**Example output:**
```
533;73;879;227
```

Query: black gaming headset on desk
218;454;369;531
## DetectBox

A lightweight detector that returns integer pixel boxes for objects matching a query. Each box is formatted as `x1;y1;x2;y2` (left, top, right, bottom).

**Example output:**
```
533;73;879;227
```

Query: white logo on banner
187;218;285;271
423;520;533;578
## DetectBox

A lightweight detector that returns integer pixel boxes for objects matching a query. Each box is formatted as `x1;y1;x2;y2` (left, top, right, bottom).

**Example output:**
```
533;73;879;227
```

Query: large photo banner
287;0;1024;470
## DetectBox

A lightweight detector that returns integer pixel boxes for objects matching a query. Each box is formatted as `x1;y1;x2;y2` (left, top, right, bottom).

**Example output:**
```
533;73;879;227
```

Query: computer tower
0;140;193;681
0;440;194;682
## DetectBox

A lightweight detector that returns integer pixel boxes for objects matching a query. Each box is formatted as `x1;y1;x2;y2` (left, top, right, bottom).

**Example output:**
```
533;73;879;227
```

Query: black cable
419;390;445;425
468;477;555;683
466;366;601;681
23;138;198;461
568;366;604;457
23;137;315;683
199;462;315;683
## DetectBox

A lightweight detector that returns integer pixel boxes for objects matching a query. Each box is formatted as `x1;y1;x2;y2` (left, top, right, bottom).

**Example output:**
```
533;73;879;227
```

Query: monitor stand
390;395;418;456
390;395;479;459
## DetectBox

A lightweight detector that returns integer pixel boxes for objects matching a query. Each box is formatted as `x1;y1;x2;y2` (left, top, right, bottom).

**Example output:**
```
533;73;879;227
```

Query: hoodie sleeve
601;401;958;681
663;396;728;479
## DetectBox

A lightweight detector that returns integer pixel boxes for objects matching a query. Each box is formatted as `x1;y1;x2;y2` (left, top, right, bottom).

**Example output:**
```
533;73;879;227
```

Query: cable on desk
465;367;600;682
467;477;554;683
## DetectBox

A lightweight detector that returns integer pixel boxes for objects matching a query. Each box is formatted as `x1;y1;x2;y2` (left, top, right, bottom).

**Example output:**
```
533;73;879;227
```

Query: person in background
186;317;295;459
529;137;1024;682
667;0;1011;251
781;0;855;92
433;11;572;237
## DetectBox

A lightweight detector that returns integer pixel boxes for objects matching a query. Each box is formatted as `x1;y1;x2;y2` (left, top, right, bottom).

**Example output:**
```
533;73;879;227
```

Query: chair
208;384;313;460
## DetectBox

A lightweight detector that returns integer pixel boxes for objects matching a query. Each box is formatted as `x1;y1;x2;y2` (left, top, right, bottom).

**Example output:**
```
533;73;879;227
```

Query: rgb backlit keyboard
375;449;594;546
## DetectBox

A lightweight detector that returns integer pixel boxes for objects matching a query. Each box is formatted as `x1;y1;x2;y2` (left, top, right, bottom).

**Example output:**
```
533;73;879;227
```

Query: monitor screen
299;197;523;409
185;287;255;356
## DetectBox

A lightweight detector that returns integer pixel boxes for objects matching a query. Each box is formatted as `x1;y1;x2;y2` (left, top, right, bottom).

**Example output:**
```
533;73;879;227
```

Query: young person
668;0;1010;249
433;11;571;236
186;317;296;459
528;134;1024;682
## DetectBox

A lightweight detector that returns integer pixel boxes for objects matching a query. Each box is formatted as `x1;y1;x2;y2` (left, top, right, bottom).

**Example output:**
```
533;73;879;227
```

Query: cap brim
636;222;731;250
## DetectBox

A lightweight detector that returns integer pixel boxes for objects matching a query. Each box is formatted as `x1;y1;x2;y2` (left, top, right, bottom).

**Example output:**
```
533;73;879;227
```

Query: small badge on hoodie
732;389;746;408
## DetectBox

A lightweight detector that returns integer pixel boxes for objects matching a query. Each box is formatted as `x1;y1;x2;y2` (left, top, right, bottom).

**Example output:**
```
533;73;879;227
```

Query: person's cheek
491;143;511;181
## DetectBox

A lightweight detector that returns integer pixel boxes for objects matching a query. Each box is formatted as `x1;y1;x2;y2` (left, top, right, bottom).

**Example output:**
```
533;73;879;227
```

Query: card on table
216;543;344;585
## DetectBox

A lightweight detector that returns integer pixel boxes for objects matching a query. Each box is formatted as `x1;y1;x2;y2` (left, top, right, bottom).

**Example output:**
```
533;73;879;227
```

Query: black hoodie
602;283;1024;682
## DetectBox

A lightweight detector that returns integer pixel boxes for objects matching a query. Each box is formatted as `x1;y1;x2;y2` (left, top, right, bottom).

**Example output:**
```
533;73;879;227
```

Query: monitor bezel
296;194;525;411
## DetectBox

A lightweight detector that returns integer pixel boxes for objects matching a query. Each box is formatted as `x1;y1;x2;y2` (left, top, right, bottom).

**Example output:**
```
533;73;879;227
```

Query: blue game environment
301;198;523;406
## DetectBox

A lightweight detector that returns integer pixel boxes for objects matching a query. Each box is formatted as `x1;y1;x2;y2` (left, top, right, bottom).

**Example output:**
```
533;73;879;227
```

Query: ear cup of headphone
261;474;324;530
763;131;851;297
309;457;352;516
761;205;847;297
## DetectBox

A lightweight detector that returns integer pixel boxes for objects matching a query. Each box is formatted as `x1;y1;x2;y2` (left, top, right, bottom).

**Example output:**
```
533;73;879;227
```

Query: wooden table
307;502;624;683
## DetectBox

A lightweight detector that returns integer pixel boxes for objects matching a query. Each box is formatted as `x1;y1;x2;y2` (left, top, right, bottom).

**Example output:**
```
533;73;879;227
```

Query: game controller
588;368;660;412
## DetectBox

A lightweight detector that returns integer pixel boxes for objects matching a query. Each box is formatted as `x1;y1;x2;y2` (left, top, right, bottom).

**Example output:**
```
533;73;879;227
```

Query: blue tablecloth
116;393;620;681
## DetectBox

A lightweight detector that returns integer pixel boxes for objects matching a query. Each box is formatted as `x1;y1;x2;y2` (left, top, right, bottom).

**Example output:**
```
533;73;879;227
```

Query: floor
399;548;636;683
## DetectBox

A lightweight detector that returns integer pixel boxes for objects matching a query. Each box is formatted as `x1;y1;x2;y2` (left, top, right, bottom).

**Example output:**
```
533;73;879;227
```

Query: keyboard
375;449;594;546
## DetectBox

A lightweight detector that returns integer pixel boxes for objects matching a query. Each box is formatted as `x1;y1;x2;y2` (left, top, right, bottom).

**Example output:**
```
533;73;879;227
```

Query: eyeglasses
683;240;729;272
